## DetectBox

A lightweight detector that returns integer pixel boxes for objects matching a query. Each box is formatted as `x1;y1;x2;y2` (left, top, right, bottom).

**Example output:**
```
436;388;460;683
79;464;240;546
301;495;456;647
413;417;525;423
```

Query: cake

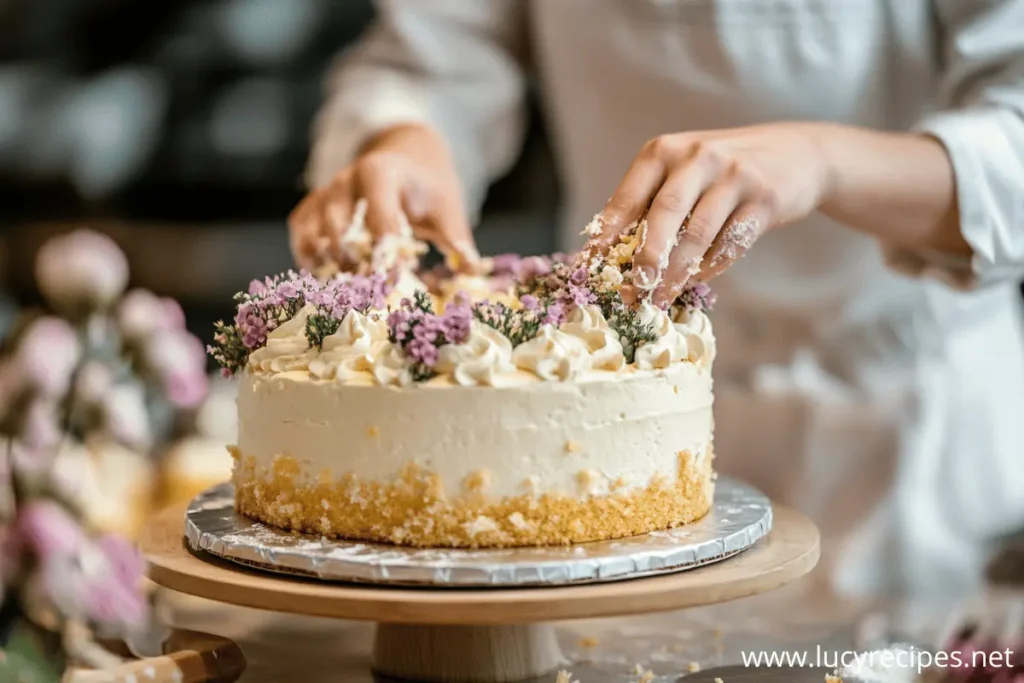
210;227;718;548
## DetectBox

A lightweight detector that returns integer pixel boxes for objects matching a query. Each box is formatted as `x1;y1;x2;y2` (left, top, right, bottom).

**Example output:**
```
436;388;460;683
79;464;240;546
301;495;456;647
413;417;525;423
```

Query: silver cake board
142;483;819;683
184;477;773;587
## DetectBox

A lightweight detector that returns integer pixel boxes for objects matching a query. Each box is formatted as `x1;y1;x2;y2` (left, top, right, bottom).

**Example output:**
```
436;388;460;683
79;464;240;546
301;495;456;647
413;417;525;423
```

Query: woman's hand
586;123;834;306
288;123;479;272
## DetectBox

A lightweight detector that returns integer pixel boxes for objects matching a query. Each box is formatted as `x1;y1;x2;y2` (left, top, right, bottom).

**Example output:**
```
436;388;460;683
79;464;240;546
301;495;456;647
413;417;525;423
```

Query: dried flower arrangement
209;217;715;381
0;230;209;680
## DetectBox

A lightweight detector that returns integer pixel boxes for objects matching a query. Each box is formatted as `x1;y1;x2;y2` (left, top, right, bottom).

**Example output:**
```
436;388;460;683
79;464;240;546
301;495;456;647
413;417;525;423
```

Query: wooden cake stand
140;501;820;682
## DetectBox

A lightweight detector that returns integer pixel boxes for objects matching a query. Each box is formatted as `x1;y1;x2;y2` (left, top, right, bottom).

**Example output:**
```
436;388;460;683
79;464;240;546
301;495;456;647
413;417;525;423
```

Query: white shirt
308;0;1024;598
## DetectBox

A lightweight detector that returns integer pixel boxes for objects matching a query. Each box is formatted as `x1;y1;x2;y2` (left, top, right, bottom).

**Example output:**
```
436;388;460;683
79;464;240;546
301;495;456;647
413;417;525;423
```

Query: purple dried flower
568;283;596;307
241;315;269;350
405;338;440;367
248;279;268;296
519;256;552;280
276;281;299;301
569;267;589;286
387;309;413;342
490;254;523;277
520;294;539;312
441;305;472;345
677;282;717;312
542;302;566;326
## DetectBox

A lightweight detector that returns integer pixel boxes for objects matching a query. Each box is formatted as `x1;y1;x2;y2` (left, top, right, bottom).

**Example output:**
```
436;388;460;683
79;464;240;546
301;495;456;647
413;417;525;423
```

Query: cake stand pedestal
140;503;819;682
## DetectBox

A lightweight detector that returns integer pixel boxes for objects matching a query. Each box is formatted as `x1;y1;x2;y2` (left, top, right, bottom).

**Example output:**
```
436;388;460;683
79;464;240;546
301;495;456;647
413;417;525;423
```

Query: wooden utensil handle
66;630;245;683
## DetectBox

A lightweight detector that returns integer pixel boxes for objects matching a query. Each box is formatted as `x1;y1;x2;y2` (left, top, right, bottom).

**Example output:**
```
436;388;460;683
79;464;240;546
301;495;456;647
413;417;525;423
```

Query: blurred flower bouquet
0;230;208;680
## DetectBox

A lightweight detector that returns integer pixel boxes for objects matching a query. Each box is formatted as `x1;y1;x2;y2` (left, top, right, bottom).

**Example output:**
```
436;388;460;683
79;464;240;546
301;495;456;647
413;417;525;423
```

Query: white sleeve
885;0;1024;289
305;1;529;220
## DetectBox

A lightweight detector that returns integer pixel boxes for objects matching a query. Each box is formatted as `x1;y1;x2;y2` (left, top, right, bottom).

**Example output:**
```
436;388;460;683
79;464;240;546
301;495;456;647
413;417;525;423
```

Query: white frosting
371;343;414;387
243;297;714;385
435;321;516;387
634;303;690;370
387;270;430;307
512;324;593;381
671;307;717;368
560;305;625;371
247;304;318;373
237;362;713;500
309;310;389;381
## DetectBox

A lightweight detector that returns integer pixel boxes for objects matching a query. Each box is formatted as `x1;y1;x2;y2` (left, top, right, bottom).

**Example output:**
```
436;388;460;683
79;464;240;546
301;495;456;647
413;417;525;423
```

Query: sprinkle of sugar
709;216;759;268
582;212;605;237
682;256;702;280
688;661;701;672
367;425;379;438
633;666;654;683
579;636;599;648
565;440;582;453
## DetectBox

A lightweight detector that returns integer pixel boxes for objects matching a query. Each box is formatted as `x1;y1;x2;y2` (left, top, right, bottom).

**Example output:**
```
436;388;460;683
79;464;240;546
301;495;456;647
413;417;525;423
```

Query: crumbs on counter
632;663;655;683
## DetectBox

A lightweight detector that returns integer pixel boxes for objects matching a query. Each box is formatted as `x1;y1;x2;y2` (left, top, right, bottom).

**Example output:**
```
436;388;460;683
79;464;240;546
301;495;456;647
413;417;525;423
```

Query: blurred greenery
0;619;63;683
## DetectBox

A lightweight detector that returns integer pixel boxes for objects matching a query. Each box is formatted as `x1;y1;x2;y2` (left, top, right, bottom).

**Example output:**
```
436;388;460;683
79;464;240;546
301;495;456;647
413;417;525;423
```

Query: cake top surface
208;217;716;387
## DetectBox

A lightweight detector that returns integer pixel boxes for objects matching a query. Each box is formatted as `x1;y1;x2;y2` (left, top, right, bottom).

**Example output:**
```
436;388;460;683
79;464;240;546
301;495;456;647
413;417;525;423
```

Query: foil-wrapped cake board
142;480;818;683
185;478;773;587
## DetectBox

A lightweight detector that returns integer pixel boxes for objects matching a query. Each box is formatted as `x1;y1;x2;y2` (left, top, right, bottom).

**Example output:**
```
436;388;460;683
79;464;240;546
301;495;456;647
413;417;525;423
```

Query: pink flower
118;289;186;343
38;535;148;629
103;383;151;450
144;329;205;375
162;298;186;329
164;369;209;409
142;329;209;408
17;317;81;397
35;229;129;314
18;500;87;560
86;535;148;626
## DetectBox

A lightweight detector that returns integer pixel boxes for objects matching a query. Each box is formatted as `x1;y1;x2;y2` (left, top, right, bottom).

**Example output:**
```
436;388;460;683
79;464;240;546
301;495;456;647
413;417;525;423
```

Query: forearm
816;124;971;256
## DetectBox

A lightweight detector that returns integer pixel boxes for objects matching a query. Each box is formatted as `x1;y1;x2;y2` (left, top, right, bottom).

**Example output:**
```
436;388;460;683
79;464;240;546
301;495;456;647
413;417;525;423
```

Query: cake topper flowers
211;213;716;381
209;270;391;375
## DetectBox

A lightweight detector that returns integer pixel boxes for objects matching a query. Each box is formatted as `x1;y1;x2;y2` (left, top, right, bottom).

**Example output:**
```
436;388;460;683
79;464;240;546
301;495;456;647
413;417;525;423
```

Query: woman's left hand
585;123;834;306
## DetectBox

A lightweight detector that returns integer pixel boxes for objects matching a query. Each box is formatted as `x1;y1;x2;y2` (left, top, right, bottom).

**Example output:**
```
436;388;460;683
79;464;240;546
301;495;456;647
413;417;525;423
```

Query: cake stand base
140;502;819;683
374;624;564;682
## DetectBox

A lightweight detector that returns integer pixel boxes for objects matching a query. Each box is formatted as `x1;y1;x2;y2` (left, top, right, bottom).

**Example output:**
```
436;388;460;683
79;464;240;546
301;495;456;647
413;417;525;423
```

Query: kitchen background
0;0;561;348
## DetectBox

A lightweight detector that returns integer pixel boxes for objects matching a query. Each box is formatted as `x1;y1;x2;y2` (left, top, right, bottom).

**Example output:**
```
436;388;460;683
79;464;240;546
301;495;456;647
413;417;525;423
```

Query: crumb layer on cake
232;446;714;548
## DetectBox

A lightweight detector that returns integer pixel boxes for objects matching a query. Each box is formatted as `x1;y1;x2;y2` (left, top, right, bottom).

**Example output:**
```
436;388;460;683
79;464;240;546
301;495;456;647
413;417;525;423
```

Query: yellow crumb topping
234;448;714;548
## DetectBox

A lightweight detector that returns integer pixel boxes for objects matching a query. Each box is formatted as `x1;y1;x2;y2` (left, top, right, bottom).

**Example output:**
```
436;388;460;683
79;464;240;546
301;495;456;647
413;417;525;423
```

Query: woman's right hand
288;123;479;272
